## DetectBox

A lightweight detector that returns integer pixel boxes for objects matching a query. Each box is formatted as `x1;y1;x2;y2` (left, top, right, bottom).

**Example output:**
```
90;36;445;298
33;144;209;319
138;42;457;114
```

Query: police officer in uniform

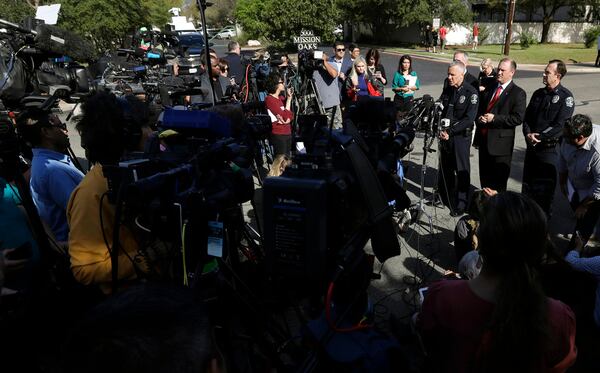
522;59;574;216
438;61;479;216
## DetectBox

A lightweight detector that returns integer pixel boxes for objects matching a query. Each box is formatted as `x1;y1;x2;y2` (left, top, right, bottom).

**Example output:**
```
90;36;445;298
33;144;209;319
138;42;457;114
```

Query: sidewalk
377;46;600;73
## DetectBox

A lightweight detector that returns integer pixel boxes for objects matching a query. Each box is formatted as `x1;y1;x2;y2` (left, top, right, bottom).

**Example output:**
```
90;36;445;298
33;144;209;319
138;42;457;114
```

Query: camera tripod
292;71;325;116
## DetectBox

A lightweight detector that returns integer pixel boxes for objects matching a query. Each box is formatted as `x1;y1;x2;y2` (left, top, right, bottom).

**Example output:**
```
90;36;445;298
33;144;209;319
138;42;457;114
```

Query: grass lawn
385;43;597;65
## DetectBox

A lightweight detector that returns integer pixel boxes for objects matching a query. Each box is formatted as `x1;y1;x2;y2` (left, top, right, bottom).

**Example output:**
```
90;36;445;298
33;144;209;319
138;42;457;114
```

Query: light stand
196;0;217;104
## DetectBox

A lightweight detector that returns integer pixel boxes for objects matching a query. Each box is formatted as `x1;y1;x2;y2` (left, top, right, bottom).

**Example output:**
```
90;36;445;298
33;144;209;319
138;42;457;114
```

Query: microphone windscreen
34;24;98;62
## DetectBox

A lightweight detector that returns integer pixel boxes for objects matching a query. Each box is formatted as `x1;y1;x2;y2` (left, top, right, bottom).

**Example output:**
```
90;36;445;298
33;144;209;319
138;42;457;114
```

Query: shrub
478;24;490;45
519;31;537;49
584;26;600;48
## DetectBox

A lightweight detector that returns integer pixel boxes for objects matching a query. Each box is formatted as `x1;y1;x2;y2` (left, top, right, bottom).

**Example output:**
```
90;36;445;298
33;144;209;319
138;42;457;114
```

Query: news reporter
365;48;386;95
391;55;419;114
265;72;293;156
345;57;376;100
418;192;577;372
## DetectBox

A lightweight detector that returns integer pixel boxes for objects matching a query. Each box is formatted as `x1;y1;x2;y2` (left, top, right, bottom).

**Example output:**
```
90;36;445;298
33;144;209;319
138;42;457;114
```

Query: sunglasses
336;48;345;51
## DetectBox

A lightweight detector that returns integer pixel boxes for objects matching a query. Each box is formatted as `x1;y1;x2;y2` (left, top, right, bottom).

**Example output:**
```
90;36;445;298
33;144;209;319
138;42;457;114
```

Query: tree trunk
541;17;551;43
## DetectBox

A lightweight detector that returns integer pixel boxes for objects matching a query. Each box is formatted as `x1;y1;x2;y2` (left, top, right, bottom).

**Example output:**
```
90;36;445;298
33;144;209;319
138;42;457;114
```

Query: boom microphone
34;24;98;62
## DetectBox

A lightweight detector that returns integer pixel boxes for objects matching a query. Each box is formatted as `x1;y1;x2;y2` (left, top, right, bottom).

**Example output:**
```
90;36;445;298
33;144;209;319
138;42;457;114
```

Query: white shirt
558;124;600;201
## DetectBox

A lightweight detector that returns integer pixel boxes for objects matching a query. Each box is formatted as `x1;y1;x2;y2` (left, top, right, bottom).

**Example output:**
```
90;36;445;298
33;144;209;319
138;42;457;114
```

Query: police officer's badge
459;95;465;104
566;97;574;107
552;95;560;104
470;94;478;104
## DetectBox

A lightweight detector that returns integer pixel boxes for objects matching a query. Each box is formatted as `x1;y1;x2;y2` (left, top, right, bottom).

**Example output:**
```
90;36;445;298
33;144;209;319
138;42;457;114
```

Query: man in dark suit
473;57;526;191
223;41;244;86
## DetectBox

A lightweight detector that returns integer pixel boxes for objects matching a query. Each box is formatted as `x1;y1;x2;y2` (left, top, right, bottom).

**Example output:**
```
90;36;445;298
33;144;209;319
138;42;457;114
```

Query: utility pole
503;0;516;55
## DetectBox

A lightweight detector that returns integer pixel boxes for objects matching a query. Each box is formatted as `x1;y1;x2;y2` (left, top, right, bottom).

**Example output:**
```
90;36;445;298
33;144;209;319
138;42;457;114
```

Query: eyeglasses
336;48;345;51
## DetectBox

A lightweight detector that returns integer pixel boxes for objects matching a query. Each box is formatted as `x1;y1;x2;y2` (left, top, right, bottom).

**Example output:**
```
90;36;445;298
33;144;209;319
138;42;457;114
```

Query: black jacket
474;81;527;156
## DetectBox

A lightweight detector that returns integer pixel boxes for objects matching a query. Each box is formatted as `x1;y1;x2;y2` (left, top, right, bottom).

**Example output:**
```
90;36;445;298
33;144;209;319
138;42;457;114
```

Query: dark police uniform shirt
440;81;479;137
523;83;574;150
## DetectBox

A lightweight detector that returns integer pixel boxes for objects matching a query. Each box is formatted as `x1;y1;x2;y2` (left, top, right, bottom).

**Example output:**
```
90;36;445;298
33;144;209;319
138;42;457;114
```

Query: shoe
393;209;412;233
450;207;465;217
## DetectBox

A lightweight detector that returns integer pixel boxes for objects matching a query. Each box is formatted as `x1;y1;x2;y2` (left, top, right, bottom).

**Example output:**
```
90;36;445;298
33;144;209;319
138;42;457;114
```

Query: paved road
61;46;600;328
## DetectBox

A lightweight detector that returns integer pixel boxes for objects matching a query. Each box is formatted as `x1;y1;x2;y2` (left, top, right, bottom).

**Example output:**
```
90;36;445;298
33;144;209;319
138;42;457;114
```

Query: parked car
205;28;218;38
333;25;343;38
215;26;236;39
176;32;205;75
177;33;205;55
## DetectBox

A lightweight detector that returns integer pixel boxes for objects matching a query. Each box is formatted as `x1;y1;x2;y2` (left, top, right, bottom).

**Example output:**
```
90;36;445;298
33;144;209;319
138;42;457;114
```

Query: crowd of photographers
2;21;600;370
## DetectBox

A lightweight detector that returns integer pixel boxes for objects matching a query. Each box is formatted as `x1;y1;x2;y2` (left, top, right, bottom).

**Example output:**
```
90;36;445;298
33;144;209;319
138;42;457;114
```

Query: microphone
422;94;433;111
34;24;98;62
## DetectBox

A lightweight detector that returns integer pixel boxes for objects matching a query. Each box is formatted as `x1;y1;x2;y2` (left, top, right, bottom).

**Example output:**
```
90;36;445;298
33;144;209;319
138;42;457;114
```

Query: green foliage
434;0;474;26
338;0;472;43
488;0;600;43
0;0;35;23
584;26;600;48
478;24;490;45
206;0;236;27
519;31;538;49
235;0;339;49
142;0;182;28
57;0;182;52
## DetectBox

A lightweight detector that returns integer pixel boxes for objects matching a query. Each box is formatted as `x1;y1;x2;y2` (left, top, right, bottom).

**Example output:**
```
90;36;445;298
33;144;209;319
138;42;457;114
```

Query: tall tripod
409;102;443;235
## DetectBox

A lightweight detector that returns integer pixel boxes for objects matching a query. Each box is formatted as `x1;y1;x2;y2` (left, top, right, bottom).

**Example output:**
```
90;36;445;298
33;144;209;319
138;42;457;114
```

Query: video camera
102;107;256;284
263;114;400;294
297;49;324;73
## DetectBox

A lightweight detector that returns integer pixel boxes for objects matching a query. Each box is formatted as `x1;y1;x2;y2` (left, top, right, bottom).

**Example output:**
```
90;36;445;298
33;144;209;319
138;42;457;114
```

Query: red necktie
486;85;503;113
480;85;502;138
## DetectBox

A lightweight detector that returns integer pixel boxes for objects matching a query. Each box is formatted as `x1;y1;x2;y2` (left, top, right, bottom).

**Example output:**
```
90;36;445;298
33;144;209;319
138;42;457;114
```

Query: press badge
207;221;224;257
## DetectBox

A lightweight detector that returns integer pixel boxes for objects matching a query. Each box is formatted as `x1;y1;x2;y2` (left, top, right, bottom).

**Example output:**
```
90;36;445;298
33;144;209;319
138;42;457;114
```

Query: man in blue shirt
17;108;84;242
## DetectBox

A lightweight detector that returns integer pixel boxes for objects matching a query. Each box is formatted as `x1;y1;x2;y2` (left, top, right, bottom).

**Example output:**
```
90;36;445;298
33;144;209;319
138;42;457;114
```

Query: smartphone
5;242;32;261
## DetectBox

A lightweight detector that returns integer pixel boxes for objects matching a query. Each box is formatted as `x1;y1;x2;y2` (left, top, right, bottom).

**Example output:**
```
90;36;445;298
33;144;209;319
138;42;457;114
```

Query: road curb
379;48;600;73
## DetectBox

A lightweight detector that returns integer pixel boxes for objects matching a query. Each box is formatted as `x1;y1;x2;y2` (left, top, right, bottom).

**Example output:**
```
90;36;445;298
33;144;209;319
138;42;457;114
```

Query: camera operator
265;72;293;156
67;93;153;293
16;109;84;243
313;51;343;129
438;61;479;216
522;60;574;217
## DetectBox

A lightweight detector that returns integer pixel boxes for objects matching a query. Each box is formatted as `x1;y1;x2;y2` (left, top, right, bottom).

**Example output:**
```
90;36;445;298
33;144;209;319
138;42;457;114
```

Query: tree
57;0;183;51
489;0;594;43
143;0;183;28
339;0;472;43
235;0;340;48
206;0;236;27
0;0;35;23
